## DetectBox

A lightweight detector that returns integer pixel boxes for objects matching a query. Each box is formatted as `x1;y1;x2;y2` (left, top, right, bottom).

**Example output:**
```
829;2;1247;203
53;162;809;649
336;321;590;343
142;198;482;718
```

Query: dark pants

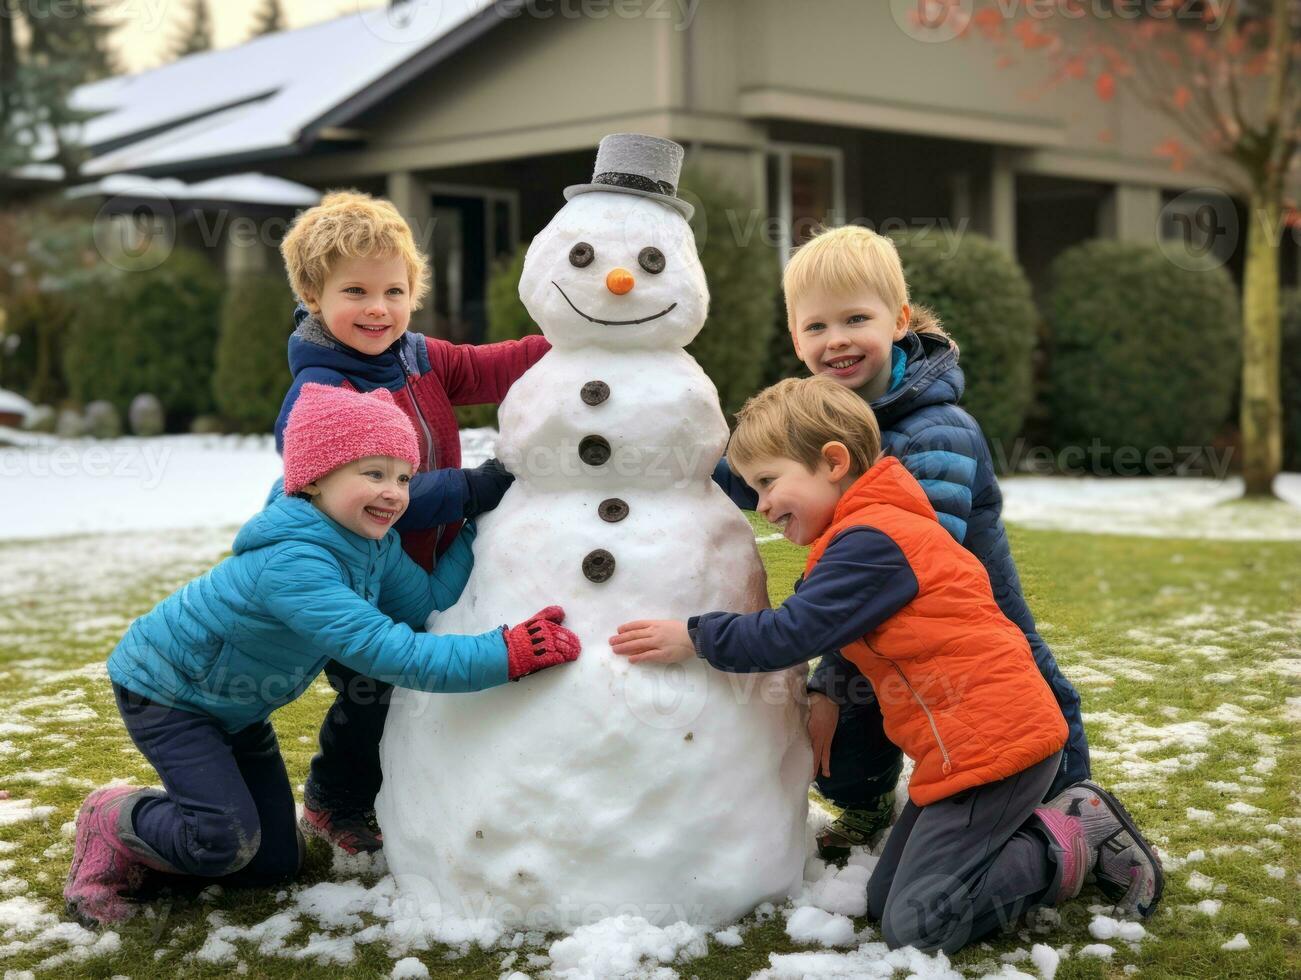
114;684;302;884
304;661;392;812
814;676;904;809
868;751;1062;955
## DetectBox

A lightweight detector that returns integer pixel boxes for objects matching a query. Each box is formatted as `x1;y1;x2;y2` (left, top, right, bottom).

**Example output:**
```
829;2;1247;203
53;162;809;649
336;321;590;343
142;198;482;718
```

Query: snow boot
816;790;895;860
1032;806;1089;904
1041;780;1164;918
64;786;171;927
300;791;383;855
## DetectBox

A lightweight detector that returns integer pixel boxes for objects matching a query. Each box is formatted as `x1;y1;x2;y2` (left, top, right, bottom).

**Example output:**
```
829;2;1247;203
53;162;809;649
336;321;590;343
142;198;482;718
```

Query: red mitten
505;606;581;680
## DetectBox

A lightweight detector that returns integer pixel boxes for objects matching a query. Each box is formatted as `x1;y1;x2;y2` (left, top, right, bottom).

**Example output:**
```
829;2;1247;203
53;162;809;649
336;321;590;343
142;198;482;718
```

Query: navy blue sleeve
807;649;861;705
689;528;919;673
395;469;471;531
711;457;759;511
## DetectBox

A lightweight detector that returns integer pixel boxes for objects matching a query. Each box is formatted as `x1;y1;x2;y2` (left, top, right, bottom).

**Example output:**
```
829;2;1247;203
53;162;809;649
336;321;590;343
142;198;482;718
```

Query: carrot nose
606;268;635;295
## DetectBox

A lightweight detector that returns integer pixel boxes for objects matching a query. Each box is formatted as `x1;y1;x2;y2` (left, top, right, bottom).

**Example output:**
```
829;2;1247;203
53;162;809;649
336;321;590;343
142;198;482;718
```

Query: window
767;144;845;263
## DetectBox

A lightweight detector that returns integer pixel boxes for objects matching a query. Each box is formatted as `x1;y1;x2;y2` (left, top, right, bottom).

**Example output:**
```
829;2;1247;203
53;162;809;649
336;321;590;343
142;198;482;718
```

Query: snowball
1221;933;1250;951
797;861;870;917
1077;943;1115;960
1196;900;1222;916
1088;915;1146;942
390;957;430;979
545;915;708;979
1030;942;1060;979
784;907;857;948
711;927;743;947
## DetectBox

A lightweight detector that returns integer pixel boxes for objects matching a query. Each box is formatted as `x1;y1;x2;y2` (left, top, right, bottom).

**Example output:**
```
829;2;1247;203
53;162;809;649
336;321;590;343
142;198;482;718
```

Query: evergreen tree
248;0;286;39
0;1;119;179
167;0;214;61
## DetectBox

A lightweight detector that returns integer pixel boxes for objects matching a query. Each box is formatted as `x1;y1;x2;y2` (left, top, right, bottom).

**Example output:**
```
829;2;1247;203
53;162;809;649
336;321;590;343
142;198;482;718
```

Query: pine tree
167;0;214;61
248;0;286;39
0;0;119;179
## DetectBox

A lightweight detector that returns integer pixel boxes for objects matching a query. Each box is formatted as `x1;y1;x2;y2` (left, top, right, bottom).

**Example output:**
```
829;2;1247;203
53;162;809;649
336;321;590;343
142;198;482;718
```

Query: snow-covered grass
0;514;1296;978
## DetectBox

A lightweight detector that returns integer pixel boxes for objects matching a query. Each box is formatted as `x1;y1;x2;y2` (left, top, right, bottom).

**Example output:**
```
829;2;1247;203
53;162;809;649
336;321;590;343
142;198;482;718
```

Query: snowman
377;135;811;931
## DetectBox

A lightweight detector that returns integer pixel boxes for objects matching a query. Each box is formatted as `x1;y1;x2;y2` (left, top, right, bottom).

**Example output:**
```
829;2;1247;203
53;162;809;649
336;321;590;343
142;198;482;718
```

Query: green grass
0;524;1296;978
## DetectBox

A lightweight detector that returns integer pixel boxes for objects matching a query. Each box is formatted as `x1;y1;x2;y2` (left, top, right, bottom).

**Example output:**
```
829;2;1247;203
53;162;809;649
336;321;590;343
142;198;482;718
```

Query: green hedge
64;248;223;430
1045;240;1239;467
213;272;296;432
1283;290;1300;472
894;230;1038;452
0;291;72;405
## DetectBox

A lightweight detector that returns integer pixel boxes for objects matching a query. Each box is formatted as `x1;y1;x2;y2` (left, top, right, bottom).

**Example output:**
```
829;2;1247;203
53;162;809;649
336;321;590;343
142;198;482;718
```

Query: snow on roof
78;0;495;177
65;173;321;207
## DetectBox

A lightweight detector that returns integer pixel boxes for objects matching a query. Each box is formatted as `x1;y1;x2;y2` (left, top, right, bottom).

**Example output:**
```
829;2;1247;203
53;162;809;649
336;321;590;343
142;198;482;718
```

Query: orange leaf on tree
1095;72;1115;102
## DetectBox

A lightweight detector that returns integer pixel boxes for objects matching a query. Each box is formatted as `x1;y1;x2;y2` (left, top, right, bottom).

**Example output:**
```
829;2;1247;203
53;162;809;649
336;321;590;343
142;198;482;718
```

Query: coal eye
638;246;665;275
569;242;595;268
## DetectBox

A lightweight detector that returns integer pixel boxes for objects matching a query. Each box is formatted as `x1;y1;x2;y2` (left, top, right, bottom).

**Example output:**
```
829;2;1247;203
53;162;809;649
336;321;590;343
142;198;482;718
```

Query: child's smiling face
304;456;412;540
792;286;909;399
308;254;412;356
734;447;854;547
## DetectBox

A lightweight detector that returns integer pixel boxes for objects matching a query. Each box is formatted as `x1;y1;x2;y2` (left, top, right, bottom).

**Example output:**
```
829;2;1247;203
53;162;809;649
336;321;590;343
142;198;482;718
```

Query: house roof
74;0;497;178
65;173;322;207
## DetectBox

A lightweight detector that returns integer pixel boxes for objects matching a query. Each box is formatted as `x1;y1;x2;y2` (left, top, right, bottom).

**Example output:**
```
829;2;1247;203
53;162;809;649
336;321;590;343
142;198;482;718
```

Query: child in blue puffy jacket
714;225;1090;858
63;383;579;928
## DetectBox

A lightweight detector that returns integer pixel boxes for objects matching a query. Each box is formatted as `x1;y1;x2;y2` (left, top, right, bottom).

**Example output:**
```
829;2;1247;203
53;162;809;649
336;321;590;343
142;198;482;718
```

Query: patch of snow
999;474;1301;540
1087;915;1146;942
711;926;743;947
1196;899;1222;916
754;942;962;979
1220;933;1250;951
1077;943;1115;960
545;915;707;980
784;907;857;948
390;957;430;979
0;798;56;827
1226;801;1264;816
1187;872;1215;892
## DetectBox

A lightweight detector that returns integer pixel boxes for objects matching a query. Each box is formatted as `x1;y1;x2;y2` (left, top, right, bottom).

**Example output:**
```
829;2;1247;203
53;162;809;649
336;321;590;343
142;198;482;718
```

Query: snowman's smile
551;282;677;326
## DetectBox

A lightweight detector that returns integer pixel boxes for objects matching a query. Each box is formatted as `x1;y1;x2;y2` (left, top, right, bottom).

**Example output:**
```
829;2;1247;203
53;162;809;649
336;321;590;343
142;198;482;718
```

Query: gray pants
869;751;1063;954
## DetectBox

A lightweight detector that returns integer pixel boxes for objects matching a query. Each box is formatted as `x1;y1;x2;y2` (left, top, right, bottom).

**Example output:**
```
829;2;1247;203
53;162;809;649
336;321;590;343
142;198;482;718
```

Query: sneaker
64;786;151;927
1042;780;1164;918
299;800;383;855
816;790;895;860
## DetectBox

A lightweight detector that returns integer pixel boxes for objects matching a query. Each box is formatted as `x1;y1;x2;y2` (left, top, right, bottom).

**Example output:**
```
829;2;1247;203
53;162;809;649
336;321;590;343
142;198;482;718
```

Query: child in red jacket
612;376;1161;955
276;190;549;853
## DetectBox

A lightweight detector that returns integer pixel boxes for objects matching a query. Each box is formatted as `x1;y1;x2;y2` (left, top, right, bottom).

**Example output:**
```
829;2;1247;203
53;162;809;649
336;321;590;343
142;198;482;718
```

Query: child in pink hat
65;383;579;927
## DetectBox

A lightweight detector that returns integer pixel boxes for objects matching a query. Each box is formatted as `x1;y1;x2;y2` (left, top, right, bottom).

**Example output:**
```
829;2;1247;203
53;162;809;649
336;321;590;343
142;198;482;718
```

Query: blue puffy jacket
714;331;1090;791
107;495;509;732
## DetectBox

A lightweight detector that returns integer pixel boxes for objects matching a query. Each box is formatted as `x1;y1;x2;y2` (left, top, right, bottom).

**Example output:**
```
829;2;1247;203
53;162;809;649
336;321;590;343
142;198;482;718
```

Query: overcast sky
107;0;386;74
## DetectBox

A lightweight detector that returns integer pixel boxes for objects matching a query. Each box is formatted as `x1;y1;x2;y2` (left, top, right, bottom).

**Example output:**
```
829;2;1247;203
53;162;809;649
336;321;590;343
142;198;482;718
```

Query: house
33;0;1288;341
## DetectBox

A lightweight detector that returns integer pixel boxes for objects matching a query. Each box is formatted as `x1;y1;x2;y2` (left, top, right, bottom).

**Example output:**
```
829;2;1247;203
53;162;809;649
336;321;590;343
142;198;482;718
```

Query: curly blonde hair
280;190;431;311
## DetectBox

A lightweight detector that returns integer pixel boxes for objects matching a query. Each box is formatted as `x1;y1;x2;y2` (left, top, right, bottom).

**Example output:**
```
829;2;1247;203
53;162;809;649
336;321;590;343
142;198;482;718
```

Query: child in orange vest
612;376;1161;954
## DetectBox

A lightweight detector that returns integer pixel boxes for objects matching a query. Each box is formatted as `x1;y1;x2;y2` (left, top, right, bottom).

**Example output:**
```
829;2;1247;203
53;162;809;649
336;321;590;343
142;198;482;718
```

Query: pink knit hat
283;383;420;494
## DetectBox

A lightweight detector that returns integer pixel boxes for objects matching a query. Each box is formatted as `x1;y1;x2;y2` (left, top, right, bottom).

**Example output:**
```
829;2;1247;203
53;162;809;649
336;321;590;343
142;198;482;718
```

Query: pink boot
64;786;155;927
1034;806;1089;904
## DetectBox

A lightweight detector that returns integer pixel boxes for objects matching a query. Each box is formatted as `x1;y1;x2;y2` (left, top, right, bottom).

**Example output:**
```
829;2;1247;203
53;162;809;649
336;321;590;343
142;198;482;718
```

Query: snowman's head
519;192;709;350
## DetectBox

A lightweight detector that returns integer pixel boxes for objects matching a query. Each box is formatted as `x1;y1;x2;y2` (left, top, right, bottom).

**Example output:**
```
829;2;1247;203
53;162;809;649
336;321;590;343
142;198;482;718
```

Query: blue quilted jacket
714;332;1090;792
107;496;509;732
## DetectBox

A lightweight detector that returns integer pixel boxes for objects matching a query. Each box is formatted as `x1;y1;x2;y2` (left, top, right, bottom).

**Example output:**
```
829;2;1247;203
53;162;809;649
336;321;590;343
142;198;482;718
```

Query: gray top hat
564;133;694;220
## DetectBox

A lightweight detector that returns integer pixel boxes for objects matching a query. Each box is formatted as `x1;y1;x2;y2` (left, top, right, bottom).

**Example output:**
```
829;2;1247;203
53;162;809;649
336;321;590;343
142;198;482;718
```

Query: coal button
579;435;611;466
580;381;610;406
582;549;616;583
598;498;629;523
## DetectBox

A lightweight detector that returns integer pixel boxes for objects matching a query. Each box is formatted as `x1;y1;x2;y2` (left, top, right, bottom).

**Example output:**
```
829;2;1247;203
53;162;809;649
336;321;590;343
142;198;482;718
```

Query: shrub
1282;290;1300;472
893;230;1038;452
213;272;296;432
680;166;780;418
0;291;73;405
64;248;223;430
1045;240;1239;468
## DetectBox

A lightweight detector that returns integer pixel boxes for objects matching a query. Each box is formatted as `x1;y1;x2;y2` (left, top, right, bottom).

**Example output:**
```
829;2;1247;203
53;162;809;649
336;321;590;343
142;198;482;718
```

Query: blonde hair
729;376;882;481
783;224;953;347
280;190;431;311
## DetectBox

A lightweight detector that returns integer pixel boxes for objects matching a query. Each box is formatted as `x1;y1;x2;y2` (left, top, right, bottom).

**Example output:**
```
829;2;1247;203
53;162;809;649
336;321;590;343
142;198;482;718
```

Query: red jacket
276;313;550;569
804;458;1066;805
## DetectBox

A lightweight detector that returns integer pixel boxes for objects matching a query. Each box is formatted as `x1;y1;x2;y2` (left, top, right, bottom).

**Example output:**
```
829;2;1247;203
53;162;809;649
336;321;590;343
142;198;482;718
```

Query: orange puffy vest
805;457;1067;806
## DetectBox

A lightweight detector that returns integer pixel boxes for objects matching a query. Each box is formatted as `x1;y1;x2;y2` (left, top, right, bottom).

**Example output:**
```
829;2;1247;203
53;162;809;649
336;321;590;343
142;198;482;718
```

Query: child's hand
808;693;839;780
505;606;581;679
609;620;694;665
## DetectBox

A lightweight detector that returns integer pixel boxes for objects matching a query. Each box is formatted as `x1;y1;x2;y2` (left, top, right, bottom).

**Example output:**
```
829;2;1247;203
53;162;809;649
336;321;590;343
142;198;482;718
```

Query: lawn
0;519;1296;978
